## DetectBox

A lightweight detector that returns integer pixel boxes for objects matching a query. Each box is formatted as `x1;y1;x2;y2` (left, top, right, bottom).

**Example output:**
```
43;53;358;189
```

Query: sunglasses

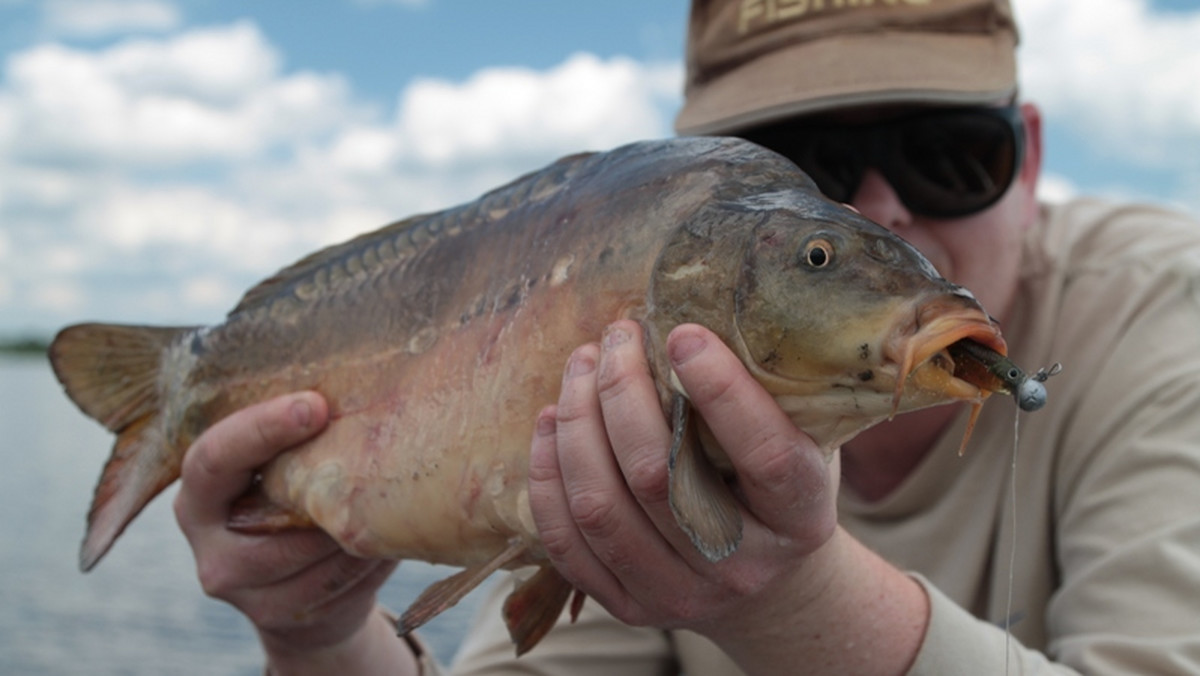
740;105;1026;219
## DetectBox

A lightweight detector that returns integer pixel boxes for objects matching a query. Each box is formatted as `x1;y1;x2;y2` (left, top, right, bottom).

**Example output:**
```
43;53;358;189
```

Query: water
0;356;489;674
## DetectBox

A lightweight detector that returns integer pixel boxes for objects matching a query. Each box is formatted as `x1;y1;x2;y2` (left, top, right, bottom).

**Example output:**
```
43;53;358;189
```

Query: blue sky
1;0;1198;336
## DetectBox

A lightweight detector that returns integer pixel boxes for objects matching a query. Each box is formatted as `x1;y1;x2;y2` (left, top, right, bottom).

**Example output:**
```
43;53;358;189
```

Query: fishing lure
949;340;1062;412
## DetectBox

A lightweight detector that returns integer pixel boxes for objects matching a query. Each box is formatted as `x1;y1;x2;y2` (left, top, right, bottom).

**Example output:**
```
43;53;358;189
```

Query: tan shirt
421;199;1200;675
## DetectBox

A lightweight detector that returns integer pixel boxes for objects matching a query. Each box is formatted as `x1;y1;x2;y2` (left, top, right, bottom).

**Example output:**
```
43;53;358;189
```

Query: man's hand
528;319;840;627
173;392;415;675
528;320;928;675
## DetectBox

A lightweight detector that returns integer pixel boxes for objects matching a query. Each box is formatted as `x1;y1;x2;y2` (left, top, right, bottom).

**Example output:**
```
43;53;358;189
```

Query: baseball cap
675;0;1019;135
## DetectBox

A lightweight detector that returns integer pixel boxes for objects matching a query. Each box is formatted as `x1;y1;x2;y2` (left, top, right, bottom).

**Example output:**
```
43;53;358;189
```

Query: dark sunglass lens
801;135;865;203
888;110;1020;217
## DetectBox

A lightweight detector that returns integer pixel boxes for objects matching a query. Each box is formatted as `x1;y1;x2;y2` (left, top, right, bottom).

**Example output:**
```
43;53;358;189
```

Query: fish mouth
884;295;1015;454
888;299;1009;416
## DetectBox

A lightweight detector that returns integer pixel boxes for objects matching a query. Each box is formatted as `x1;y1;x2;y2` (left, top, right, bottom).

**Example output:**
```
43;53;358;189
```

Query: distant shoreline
0;337;50;357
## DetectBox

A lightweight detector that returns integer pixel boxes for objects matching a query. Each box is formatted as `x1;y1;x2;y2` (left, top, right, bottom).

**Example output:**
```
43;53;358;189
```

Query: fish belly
240;274;646;568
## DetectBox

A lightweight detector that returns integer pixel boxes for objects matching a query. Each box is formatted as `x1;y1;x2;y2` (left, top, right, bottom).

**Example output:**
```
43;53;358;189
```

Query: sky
1;0;1199;337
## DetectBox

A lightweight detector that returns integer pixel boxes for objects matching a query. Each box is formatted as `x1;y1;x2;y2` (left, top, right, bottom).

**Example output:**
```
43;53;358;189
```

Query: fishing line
1005;408;1019;675
1002;362;1058;675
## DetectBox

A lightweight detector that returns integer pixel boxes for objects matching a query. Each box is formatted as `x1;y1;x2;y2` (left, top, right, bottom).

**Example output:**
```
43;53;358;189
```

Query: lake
0;356;490;674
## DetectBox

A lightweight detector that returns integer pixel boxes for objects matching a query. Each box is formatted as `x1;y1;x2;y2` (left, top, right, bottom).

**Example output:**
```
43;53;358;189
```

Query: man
174;0;1200;673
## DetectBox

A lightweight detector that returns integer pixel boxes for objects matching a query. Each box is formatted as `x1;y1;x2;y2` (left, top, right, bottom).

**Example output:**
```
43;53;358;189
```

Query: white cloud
0;18;693;333
0;223;10;304
1036;172;1078;205
1017;0;1200;166
76;184;305;273
236;52;683;221
3;164;91;211
327;127;400;176
1;22;357;166
0;216;11;305
394;53;680;168
39;245;87;274
43;0;181;37
0;38;677;331
183;275;239;309
99;20;280;103
32;279;84;312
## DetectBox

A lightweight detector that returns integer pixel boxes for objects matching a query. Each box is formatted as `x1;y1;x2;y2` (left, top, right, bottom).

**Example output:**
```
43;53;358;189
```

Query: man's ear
1015;102;1044;225
1018;102;1044;190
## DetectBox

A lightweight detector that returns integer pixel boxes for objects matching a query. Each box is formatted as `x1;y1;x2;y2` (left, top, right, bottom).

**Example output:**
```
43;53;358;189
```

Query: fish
49;136;1024;655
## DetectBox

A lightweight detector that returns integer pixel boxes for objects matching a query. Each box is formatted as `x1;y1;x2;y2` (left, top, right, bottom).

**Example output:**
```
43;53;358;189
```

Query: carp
50;136;1029;655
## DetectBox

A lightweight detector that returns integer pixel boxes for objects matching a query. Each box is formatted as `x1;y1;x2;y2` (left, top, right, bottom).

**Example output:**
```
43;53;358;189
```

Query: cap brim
675;29;1017;136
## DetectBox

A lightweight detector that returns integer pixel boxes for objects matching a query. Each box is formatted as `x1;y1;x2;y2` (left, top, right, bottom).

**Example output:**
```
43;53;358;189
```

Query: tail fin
49;323;195;571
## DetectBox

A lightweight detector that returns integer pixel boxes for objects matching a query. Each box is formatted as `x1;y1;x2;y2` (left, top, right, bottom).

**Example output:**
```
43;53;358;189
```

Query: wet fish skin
49;136;1008;654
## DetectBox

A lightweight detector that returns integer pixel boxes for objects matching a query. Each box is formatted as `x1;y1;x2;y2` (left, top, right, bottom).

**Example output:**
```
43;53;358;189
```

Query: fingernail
669;332;707;365
565;350;596;378
602;324;630;350
289;398;313;428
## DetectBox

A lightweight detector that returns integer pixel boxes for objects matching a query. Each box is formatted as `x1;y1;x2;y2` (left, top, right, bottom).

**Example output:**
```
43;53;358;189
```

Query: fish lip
887;300;1008;414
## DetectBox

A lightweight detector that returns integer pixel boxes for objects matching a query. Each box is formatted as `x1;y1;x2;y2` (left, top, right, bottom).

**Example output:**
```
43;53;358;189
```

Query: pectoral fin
398;538;527;635
667;394;743;562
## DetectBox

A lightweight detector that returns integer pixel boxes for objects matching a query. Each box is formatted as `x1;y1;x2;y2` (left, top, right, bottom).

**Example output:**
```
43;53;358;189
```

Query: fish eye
803;238;834;268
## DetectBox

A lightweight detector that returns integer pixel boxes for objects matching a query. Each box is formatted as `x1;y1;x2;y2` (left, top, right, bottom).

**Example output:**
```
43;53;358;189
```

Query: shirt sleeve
907;574;1073;675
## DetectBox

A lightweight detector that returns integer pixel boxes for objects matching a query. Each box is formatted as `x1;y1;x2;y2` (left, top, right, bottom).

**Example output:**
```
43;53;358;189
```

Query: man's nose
850;169;915;233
